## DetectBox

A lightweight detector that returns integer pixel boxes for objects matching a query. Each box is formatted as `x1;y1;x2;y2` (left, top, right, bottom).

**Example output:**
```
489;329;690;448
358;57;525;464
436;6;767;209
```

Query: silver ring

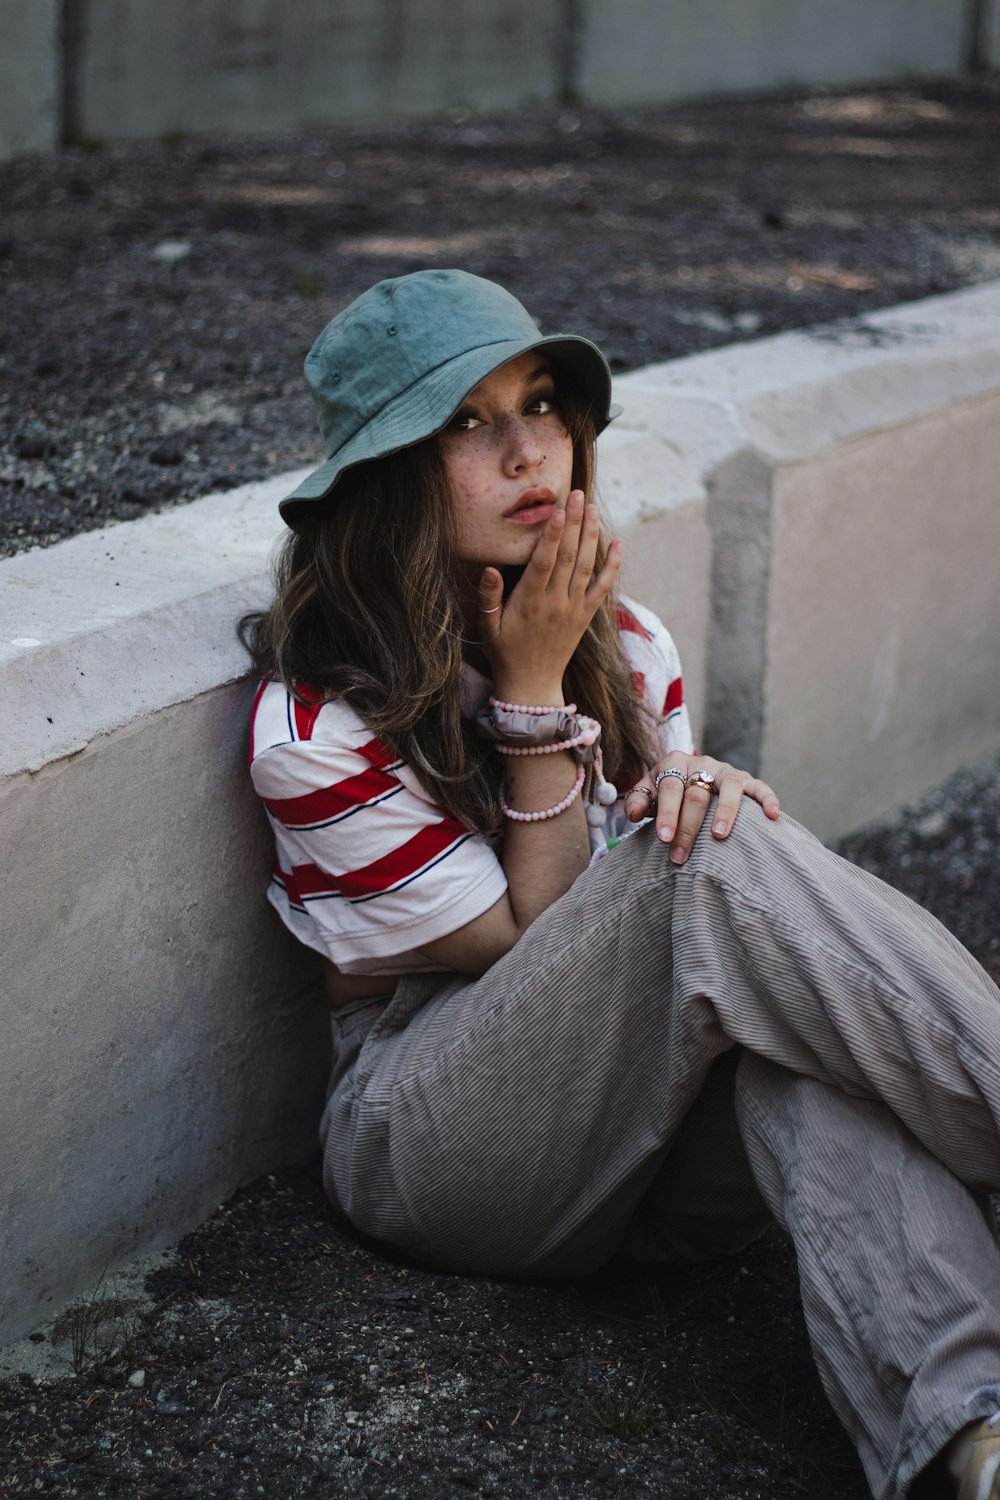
687;769;717;793
654;767;687;790
628;784;656;804
481;605;501;614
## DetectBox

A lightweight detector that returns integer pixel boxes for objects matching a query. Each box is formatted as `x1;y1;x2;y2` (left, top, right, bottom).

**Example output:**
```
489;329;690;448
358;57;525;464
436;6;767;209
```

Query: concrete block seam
702;446;775;775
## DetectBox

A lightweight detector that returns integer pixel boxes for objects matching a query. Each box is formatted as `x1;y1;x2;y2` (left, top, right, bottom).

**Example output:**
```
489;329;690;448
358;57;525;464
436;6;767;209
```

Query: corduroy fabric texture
319;803;1000;1499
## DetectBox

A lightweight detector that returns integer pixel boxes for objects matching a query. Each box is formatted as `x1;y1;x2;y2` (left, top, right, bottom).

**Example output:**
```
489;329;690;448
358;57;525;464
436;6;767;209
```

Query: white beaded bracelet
499;764;585;822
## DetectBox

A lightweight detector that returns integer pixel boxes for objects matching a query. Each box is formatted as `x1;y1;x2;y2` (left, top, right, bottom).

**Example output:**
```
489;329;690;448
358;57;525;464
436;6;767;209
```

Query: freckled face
439;352;575;567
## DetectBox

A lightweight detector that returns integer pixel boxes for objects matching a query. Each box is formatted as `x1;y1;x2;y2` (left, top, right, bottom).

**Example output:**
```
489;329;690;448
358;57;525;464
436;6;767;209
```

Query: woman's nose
502;417;544;474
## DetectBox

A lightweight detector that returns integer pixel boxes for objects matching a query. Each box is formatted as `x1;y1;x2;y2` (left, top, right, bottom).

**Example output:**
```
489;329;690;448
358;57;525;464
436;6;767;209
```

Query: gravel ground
2;752;999;1500
2;76;1000;557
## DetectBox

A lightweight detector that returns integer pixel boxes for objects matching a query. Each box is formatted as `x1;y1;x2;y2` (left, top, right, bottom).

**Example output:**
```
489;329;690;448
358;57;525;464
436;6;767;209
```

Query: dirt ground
2;76;1000;556
3;76;1000;1500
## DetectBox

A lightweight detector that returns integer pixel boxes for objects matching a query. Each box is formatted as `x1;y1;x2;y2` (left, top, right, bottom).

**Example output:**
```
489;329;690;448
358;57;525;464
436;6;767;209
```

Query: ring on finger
628;784;656;805
654;767;687;791
687;769;717;793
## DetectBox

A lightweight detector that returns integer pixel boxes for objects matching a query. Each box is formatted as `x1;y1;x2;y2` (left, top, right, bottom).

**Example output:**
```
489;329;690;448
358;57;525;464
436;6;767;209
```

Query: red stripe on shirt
263;764;398;826
356;736;400;770
663;675;684;716
615;604;653;641
272;856;303;905
631;670;646;702
283;818;469;902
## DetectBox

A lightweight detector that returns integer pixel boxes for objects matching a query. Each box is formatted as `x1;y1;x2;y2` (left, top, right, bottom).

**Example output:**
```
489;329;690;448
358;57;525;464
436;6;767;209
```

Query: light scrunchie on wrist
473;699;584;750
473;696;619;817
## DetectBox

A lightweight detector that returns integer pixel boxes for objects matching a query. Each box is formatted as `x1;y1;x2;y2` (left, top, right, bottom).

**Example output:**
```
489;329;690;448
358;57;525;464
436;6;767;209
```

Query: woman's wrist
490;678;565;709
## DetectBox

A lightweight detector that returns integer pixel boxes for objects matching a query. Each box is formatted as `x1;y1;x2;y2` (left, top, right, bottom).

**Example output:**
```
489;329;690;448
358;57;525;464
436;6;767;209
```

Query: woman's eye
449;412;483;432
526;395;558;416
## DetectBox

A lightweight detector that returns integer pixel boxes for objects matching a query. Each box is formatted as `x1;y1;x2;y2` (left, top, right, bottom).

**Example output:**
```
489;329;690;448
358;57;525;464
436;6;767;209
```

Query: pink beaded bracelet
489;696;577;716
499;764;585;822
496;736;583;756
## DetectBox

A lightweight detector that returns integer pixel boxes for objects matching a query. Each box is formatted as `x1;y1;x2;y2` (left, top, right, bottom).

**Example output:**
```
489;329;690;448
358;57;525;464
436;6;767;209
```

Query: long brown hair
241;380;659;834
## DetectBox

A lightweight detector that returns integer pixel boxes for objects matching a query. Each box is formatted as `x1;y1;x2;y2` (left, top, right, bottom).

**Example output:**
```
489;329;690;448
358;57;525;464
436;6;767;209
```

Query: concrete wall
0;480;327;1344
73;0;562;142
979;0;1000;68
0;0;981;158
762;393;1000;833
578;0;970;108
3;280;1000;1344
0;0;59;155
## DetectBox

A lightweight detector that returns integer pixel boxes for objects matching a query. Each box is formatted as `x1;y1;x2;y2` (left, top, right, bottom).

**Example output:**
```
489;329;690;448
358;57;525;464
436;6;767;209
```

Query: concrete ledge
1;468;311;779
4;281;1000;1343
1;474;325;1345
604;281;1000;832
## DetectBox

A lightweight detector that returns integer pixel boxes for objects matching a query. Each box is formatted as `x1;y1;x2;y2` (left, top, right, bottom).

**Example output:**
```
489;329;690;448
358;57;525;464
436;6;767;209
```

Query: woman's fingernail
670;847;688;864
713;820;727;835
657;826;672;843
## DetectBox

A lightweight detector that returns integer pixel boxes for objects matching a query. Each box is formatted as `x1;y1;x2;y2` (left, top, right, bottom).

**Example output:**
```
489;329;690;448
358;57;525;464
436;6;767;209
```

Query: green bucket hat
279;268;620;529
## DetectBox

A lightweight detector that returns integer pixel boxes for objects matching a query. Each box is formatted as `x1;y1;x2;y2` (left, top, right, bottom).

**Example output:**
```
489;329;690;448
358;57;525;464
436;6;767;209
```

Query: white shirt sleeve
250;692;508;975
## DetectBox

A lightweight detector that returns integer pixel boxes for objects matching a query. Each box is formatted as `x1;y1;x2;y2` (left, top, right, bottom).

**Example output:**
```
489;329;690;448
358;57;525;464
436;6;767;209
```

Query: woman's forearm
417;744;592;978
498;747;592;933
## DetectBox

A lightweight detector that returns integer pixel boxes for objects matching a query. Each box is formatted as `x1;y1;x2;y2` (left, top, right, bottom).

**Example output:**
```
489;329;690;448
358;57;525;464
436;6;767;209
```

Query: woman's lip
505;501;556;525
505;487;556;520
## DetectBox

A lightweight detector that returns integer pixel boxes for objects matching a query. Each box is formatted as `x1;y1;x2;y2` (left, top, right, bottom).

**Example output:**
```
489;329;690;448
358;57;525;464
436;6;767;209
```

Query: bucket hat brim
279;331;620;529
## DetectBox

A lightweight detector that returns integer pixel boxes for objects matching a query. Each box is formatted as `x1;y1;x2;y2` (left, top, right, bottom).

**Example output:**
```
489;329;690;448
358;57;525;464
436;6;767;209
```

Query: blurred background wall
3;0;998;159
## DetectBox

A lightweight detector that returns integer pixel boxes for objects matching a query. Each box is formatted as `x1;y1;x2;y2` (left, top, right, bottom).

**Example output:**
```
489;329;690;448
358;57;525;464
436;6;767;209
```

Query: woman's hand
478;491;621;704
623;753;780;864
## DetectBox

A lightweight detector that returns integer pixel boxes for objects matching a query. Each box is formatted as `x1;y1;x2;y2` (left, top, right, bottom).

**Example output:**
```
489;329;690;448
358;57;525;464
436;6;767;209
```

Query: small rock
149;443;183;467
151;239;192;263
155;1396;189;1416
15;432;58;460
128;1369;146;1388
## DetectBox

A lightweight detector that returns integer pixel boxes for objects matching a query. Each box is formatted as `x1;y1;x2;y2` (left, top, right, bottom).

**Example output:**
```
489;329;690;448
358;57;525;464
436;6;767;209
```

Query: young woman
242;268;1000;1500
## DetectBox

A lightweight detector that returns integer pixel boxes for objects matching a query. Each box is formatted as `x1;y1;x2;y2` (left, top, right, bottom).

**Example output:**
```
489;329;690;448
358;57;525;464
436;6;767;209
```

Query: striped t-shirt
249;596;692;976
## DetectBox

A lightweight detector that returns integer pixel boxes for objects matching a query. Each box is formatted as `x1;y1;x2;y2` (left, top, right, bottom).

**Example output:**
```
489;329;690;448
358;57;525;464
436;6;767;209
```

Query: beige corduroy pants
320;805;1000;1499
